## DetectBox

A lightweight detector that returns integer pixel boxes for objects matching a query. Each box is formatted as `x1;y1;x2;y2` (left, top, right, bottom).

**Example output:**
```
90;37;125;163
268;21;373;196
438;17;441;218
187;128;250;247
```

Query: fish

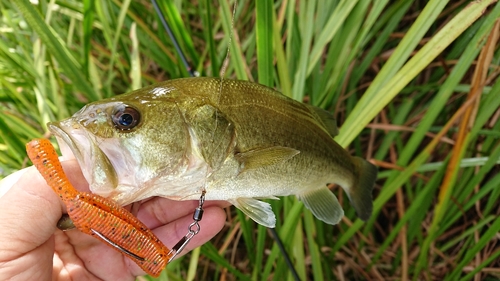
48;77;377;228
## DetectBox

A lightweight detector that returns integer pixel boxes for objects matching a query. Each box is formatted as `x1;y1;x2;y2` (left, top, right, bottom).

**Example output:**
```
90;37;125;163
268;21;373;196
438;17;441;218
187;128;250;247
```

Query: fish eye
112;106;141;130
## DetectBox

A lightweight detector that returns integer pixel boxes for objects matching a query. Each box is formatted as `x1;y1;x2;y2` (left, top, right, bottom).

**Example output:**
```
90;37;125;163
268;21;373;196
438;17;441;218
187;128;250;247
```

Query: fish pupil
112;106;140;130
119;114;133;126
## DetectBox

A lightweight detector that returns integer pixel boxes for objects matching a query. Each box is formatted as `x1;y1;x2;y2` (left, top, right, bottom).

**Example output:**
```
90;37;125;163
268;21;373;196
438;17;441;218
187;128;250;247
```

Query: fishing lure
26;138;172;277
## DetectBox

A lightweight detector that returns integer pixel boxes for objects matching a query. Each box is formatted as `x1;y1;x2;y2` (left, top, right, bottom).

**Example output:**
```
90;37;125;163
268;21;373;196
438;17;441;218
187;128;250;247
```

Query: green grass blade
263;202;303;279
104;0;131;90
236;210;256;265
219;0;248;80
186;246;200;281
199;0;218;76
304;210;323;281
201;242;252;281
338;0;496;147
12;0;98;100
415;55;500;276
252;224;267;280
82;0;94;75
448;215;500;280
255;0;273;87
162;1;199;72
373;99;413;160
290;220;306;281
129;22;141;90
272;9;291;97
458;247;500;281
389;2;500;173
291;0;315;100
306;0;357;75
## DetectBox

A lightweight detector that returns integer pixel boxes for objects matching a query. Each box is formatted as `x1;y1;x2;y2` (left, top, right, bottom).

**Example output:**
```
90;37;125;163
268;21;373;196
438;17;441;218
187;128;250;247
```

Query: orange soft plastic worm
26;138;172;277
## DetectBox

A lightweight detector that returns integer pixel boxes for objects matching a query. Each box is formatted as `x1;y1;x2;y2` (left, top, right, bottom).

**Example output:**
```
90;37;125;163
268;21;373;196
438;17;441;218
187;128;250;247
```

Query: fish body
49;77;377;227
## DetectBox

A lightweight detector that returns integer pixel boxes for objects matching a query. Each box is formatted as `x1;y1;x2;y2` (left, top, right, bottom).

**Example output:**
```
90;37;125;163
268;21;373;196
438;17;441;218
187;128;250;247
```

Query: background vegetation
1;0;500;280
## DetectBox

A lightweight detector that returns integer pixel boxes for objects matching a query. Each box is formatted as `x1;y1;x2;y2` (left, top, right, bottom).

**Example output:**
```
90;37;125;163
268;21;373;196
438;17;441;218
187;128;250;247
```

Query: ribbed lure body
26;138;172;277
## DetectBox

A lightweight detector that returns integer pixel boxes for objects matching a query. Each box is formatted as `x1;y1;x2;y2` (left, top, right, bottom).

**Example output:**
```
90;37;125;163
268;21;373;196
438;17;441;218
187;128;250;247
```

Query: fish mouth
48;120;88;165
48;119;119;198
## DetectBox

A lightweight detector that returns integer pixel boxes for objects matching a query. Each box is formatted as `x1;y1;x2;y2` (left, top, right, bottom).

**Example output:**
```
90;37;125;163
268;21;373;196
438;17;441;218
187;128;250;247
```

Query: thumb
0;165;62;257
0;160;84;279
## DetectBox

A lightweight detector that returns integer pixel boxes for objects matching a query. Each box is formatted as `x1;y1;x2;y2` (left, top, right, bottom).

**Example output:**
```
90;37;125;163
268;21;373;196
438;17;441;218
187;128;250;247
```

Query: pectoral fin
186;104;236;170
298;187;344;225
235;146;300;173
229;198;276;228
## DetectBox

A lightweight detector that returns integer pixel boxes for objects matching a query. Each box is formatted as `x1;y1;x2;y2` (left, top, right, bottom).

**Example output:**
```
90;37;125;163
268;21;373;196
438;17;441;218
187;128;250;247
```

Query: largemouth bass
49;77;377;227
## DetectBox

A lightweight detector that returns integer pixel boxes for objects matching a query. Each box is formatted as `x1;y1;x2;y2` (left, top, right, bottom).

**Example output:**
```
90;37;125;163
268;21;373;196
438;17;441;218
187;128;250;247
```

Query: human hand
0;159;227;280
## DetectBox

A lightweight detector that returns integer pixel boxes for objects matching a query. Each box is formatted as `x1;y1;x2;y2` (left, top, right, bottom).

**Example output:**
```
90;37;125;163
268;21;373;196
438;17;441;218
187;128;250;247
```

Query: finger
154;205;227;250
128;205;226;276
136;197;231;229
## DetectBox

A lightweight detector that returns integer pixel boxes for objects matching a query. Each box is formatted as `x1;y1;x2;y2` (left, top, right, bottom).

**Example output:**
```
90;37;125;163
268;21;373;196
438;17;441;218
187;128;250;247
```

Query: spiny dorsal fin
297;186;344;225
234;146;300;173
304;104;339;137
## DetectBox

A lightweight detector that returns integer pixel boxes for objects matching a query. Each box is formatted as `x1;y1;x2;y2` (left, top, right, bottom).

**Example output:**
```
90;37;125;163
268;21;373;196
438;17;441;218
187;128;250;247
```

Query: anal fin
298;187;344;225
229;198;276;228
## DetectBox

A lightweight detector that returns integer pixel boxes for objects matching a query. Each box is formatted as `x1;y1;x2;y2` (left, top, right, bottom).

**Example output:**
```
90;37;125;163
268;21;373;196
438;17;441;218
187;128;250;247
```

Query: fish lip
47;118;90;170
48;119;120;198
48;121;84;162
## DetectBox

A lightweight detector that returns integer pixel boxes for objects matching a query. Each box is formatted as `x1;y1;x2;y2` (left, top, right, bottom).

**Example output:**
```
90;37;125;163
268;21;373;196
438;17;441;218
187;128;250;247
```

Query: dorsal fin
304;104;338;137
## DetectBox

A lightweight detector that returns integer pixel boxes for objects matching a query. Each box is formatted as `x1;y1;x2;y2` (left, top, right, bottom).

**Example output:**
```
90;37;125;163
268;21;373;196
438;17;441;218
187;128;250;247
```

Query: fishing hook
90;228;146;261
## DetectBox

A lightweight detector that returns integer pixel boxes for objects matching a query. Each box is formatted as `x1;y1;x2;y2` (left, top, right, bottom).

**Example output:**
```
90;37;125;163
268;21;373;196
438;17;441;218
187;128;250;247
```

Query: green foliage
1;0;499;280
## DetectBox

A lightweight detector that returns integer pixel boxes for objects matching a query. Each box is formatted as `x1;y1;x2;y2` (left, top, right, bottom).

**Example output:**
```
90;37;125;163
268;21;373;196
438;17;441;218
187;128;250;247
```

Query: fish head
48;86;209;205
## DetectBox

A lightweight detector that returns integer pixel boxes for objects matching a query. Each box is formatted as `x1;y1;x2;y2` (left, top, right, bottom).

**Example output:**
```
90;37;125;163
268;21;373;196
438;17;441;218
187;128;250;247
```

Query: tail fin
347;157;377;221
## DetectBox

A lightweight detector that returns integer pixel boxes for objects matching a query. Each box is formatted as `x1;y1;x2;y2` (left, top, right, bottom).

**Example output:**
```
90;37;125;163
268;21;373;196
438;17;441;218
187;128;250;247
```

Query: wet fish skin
49;77;377;227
